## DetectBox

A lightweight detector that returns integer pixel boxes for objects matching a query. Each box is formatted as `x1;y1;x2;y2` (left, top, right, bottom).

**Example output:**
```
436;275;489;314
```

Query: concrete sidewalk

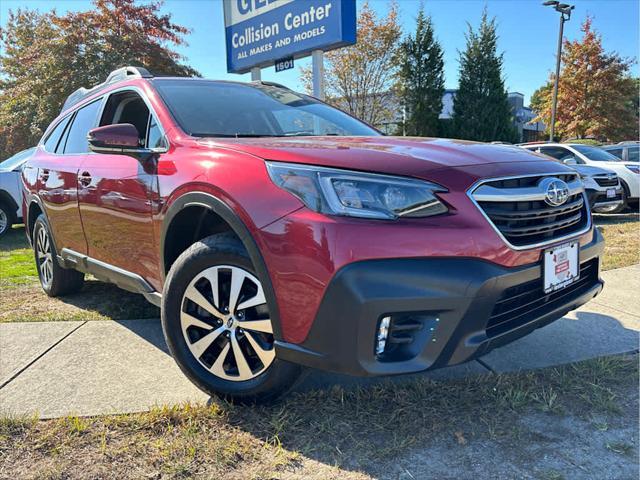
1;265;638;419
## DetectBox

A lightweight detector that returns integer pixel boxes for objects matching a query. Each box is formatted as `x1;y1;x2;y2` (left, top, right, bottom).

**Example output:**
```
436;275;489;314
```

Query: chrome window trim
467;172;592;251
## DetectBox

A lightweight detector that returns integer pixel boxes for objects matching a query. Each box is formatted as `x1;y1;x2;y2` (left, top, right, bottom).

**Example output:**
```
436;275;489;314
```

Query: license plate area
606;188;617;198
544;242;579;293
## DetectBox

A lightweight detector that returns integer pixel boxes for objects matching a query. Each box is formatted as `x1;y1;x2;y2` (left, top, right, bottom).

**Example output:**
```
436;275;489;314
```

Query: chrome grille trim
472;178;583;202
467;172;592;251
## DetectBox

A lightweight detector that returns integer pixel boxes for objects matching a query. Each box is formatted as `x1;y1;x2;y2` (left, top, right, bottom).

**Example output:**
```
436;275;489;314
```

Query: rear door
33;100;102;254
76;89;163;287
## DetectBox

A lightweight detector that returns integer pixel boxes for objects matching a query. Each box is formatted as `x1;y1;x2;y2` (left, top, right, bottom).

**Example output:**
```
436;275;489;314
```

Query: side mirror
88;124;144;154
563;157;577;165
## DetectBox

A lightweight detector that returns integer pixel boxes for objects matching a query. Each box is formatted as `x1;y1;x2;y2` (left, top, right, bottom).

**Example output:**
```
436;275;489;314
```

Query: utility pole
543;1;574;142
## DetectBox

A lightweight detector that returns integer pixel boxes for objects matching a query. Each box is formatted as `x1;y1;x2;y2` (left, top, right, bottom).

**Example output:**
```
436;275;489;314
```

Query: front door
77;90;164;288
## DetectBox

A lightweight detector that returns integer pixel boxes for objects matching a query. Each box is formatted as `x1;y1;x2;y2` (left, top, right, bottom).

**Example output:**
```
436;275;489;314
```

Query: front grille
471;173;590;248
486;259;598;338
593;176;618;187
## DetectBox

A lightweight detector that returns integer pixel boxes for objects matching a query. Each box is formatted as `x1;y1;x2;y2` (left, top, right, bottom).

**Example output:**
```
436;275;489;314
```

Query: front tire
0;203;13;238
33;214;85;296
161;232;301;404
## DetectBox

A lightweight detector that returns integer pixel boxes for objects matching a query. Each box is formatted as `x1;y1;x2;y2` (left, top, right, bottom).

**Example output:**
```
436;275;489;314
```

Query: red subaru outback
23;67;604;402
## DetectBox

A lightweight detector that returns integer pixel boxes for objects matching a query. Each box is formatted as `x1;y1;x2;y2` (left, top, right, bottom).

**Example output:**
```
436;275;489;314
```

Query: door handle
78;171;92;187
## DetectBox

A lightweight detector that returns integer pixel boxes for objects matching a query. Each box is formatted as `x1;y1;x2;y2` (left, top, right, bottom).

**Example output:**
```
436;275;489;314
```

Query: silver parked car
0;147;35;237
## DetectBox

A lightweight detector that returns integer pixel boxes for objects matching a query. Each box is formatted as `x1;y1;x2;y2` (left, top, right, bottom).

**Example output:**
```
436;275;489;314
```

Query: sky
1;0;638;105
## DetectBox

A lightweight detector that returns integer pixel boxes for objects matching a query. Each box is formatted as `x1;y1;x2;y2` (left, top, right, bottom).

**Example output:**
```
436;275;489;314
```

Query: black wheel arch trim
161;191;285;340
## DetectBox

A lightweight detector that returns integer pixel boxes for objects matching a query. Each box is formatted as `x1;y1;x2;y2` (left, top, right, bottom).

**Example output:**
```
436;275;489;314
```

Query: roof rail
61;66;153;112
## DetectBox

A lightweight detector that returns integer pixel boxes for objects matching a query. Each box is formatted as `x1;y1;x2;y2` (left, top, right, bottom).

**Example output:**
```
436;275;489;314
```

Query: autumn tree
531;18;637;142
452;10;517;142
300;1;401;128
396;9;445;136
0;0;198;158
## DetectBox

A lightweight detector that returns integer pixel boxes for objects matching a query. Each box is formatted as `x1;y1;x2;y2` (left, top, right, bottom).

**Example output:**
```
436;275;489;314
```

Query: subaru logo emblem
539;177;570;206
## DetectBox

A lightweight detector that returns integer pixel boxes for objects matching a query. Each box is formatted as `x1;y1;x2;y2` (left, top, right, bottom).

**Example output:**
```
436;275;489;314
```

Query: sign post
311;49;324;100
223;0;356;97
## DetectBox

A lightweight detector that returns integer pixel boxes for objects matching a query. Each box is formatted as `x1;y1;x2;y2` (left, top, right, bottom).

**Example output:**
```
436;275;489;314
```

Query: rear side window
63;100;102;154
605;148;623;160
43;116;72;153
628;146;639;162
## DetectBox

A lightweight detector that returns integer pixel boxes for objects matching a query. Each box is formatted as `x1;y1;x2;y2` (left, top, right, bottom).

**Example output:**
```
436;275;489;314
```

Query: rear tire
161;232;302;404
33;214;85;296
0;203;14;238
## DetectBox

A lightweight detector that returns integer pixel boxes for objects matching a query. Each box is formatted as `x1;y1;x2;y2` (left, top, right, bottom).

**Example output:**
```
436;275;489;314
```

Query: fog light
375;316;391;355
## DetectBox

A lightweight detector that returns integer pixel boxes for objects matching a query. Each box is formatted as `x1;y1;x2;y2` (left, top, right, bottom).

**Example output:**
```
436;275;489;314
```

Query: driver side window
100;91;165;149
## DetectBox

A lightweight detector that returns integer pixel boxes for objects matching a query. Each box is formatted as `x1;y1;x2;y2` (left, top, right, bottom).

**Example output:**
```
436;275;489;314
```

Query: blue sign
223;0;356;74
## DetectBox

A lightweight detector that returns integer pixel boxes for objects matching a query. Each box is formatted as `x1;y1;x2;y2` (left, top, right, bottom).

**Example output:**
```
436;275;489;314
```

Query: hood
201;136;557;178
570;164;617;177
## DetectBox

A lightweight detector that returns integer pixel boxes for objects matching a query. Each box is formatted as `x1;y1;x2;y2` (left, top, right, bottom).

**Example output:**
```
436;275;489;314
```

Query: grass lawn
1;355;637;479
594;213;640;270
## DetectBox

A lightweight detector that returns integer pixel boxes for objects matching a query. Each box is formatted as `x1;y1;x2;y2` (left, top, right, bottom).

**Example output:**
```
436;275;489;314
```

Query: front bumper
275;229;605;376
586;188;623;212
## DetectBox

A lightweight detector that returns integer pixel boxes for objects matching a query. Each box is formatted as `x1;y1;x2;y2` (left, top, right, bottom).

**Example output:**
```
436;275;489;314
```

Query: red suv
23;67;604;402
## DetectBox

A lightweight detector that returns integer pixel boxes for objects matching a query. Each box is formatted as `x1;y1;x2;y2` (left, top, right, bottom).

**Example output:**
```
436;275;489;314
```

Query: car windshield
0;147;36;170
572;145;621;162
153;79;380;138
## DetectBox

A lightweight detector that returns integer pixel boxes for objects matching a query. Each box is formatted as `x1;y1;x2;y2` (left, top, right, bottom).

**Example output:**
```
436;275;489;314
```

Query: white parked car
521;143;640;212
571;164;623;213
0;147;35;237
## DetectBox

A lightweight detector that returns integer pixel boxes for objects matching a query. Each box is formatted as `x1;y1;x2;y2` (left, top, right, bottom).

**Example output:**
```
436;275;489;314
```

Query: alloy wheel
0;209;7;235
180;265;275;381
36;226;53;287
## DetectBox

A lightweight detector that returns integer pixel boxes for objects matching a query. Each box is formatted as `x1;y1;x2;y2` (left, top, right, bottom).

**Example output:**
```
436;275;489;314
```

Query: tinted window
539;146;571;160
63;100;102;154
44;116;72;153
147;116;165;149
627;146;639;162
572;145;620;162
153;79;379;137
604;147;623;160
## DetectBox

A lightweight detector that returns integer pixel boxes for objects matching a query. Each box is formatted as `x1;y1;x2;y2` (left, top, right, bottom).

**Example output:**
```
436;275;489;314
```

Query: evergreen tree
397;9;445;136
452;10;517;142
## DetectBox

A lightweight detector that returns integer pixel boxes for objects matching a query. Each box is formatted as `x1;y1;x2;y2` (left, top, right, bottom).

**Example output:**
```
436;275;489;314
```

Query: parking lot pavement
0;266;638;419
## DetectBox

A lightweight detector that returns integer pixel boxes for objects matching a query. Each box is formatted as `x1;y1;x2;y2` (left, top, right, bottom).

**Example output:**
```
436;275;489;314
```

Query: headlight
266;162;448;220
580;175;598;189
625;164;640;174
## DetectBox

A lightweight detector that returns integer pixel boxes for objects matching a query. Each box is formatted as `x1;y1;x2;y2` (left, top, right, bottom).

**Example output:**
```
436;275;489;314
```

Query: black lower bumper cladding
275;229;605;377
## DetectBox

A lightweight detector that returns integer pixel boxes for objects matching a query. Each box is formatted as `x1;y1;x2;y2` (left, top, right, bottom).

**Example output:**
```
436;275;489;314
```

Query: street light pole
543;1;574;142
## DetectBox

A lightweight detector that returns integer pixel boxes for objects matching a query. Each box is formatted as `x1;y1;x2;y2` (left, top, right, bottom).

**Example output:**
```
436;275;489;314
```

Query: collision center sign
223;0;356;74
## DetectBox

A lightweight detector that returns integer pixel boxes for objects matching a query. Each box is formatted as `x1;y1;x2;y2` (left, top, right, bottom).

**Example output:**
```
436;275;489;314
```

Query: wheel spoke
228;268;246;314
238;318;273;334
180;311;215;334
245;331;275;366
201;267;220;312
189;326;225;358
210;342;230;376
237;285;266;311
231;330;252;379
184;284;225;320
